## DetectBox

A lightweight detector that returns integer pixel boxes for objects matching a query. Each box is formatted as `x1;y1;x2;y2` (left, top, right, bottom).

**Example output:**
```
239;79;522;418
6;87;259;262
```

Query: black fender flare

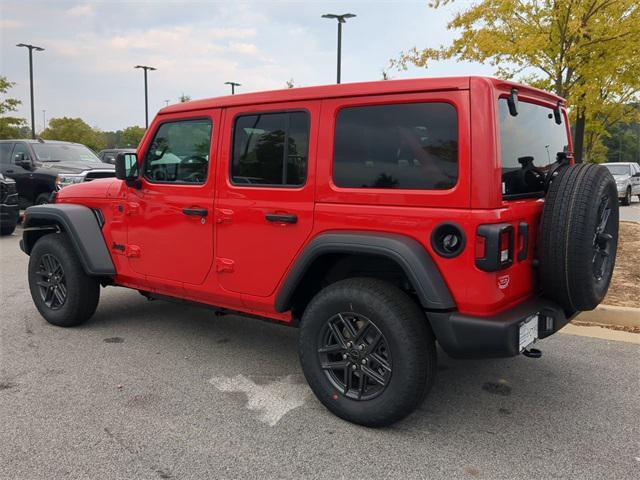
275;231;455;312
21;204;116;276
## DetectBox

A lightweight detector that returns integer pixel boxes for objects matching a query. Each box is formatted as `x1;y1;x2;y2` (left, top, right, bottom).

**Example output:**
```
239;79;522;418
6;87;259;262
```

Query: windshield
604;164;631;176
32;144;100;163
499;99;569;197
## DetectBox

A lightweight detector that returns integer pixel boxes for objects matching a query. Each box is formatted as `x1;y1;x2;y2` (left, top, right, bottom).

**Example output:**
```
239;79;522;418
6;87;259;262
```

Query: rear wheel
299;278;436;427
621;187;631;206
28;233;100;327
35;193;51;205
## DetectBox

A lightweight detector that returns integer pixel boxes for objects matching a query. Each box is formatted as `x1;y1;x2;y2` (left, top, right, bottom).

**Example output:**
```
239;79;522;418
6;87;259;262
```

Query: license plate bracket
519;314;539;352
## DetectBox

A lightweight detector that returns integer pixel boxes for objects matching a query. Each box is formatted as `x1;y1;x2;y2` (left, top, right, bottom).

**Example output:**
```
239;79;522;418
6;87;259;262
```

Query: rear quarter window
332;102;458;190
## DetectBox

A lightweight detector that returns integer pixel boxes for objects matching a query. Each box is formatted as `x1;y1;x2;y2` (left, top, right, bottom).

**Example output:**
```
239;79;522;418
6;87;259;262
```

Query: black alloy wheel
592;195;615;283
35;253;67;310
318;312;392;401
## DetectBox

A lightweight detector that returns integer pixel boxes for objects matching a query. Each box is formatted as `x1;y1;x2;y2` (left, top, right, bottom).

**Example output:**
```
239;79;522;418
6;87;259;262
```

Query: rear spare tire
539;164;619;312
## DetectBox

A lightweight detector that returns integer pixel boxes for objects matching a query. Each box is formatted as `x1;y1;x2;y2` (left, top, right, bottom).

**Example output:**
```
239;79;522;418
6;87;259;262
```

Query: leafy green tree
179;94;191;103
41;117;106;152
0;76;26;139
391;0;640;163
121;126;145;147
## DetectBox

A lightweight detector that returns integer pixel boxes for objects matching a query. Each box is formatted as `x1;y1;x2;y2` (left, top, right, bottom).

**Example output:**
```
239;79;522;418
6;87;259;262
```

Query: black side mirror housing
15;154;32;169
115;152;141;187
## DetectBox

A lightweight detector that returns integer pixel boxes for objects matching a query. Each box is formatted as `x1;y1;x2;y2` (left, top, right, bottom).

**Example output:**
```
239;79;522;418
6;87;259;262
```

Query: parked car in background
97;148;136;165
0;139;115;206
602;162;640;205
0;172;19;235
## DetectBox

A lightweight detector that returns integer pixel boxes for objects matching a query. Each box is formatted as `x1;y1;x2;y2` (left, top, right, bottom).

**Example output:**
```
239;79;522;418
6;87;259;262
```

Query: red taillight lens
475;223;514;272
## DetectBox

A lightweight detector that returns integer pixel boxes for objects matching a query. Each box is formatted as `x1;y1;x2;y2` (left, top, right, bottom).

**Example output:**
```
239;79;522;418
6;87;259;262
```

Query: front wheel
299;278;436;427
28;233;100;327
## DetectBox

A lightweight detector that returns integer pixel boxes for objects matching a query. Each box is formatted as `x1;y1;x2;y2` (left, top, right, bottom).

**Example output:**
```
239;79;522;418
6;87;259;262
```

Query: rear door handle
265;213;297;224
183;208;208;217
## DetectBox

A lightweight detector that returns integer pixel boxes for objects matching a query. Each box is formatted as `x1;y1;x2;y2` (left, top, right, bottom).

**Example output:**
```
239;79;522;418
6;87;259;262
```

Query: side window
333;102;458;190
231;111;309;186
143;119;212;184
12;143;32;163
103;152;116;164
0;143;13;164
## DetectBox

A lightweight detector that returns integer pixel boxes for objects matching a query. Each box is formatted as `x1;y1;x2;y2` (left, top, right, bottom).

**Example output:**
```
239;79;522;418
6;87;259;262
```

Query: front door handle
265;213;297;224
183;207;208;217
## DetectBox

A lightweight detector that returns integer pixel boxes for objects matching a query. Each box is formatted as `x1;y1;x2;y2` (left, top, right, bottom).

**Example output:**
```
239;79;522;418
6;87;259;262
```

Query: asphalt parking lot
1;228;639;480
619;200;640;223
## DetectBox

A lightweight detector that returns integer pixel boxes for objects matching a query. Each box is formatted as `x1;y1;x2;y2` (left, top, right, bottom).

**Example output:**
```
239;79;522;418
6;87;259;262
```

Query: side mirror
15;153;32;169
115;152;140;187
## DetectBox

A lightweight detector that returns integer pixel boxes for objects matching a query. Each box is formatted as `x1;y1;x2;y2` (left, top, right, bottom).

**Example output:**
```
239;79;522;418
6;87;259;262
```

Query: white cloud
67;3;94;17
229;42;258;56
0;19;22;29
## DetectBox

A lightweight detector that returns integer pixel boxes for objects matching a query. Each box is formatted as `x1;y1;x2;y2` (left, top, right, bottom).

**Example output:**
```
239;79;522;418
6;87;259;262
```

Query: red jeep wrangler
21;77;619;427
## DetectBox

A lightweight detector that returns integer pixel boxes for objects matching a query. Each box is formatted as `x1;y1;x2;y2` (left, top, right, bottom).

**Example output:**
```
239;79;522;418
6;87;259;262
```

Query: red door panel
215;101;319;297
126;109;221;286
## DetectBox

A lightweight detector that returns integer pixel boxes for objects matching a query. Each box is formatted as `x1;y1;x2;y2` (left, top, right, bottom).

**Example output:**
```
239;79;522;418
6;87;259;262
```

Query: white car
602;162;640;205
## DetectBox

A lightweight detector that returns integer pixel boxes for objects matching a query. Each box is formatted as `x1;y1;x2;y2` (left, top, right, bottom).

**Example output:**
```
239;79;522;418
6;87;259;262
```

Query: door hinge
215;257;234;273
215;208;234;224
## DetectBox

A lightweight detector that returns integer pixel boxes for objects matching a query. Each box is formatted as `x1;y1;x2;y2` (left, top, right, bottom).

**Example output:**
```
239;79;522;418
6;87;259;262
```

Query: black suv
0;172;19;235
0;139;115;206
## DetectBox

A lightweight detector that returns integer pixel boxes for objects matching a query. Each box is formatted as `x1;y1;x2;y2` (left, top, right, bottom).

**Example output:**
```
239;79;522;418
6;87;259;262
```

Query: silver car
602;162;640;205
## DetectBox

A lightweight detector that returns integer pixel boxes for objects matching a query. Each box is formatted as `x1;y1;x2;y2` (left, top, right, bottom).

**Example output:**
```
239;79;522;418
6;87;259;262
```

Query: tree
121;126;145;148
179;94;191;103
0;76;26;139
41;117;106;152
391;0;640;163
286;78;295;88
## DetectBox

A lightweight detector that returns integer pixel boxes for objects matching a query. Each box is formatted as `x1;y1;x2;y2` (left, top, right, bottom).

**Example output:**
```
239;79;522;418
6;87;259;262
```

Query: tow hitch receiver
522;348;542;358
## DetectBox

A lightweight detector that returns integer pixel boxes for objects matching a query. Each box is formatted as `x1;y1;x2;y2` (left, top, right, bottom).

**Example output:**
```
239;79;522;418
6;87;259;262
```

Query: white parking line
209;374;311;426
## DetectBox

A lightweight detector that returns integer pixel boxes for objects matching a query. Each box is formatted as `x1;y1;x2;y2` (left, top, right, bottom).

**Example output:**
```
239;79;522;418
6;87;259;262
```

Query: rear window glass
231;111;309;187
333;102;458;190
499;99;569;197
604;164;631;176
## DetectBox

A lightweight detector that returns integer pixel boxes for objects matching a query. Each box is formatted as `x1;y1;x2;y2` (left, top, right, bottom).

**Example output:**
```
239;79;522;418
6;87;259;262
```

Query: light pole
224;81;241;95
42;110;46;131
16;43;45;139
164;99;170;107
134;65;156;128
321;13;356;84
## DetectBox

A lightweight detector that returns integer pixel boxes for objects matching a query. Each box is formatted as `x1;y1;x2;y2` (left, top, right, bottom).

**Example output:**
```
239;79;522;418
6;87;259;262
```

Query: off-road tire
0;223;16;236
35;193;50;205
299;277;436;427
539;164;619;312
621;187;631;206
28;233;100;327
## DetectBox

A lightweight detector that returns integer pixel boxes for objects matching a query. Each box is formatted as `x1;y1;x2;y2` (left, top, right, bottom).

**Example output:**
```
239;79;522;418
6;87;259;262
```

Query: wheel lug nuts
346;342;352;348
342;354;347;360
361;359;367;364
351;365;357;370
358;345;364;351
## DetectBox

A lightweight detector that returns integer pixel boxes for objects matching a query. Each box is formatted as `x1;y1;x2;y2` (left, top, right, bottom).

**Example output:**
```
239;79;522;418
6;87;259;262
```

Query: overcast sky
0;0;492;131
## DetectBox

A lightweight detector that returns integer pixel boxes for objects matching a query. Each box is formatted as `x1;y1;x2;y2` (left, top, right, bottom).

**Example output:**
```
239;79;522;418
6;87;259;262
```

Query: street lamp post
42;110;46;131
224;81;241;95
134;65;156;128
321;13;356;84
16;43;45;139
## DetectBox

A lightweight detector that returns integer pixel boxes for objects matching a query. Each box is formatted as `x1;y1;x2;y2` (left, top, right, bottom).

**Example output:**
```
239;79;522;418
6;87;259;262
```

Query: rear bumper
428;297;577;358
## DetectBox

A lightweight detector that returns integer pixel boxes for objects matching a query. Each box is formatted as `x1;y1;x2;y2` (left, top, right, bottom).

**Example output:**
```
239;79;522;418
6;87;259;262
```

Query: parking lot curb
574;304;640;329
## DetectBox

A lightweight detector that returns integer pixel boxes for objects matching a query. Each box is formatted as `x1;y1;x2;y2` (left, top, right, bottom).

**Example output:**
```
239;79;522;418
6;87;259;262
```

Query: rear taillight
475;223;514;272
